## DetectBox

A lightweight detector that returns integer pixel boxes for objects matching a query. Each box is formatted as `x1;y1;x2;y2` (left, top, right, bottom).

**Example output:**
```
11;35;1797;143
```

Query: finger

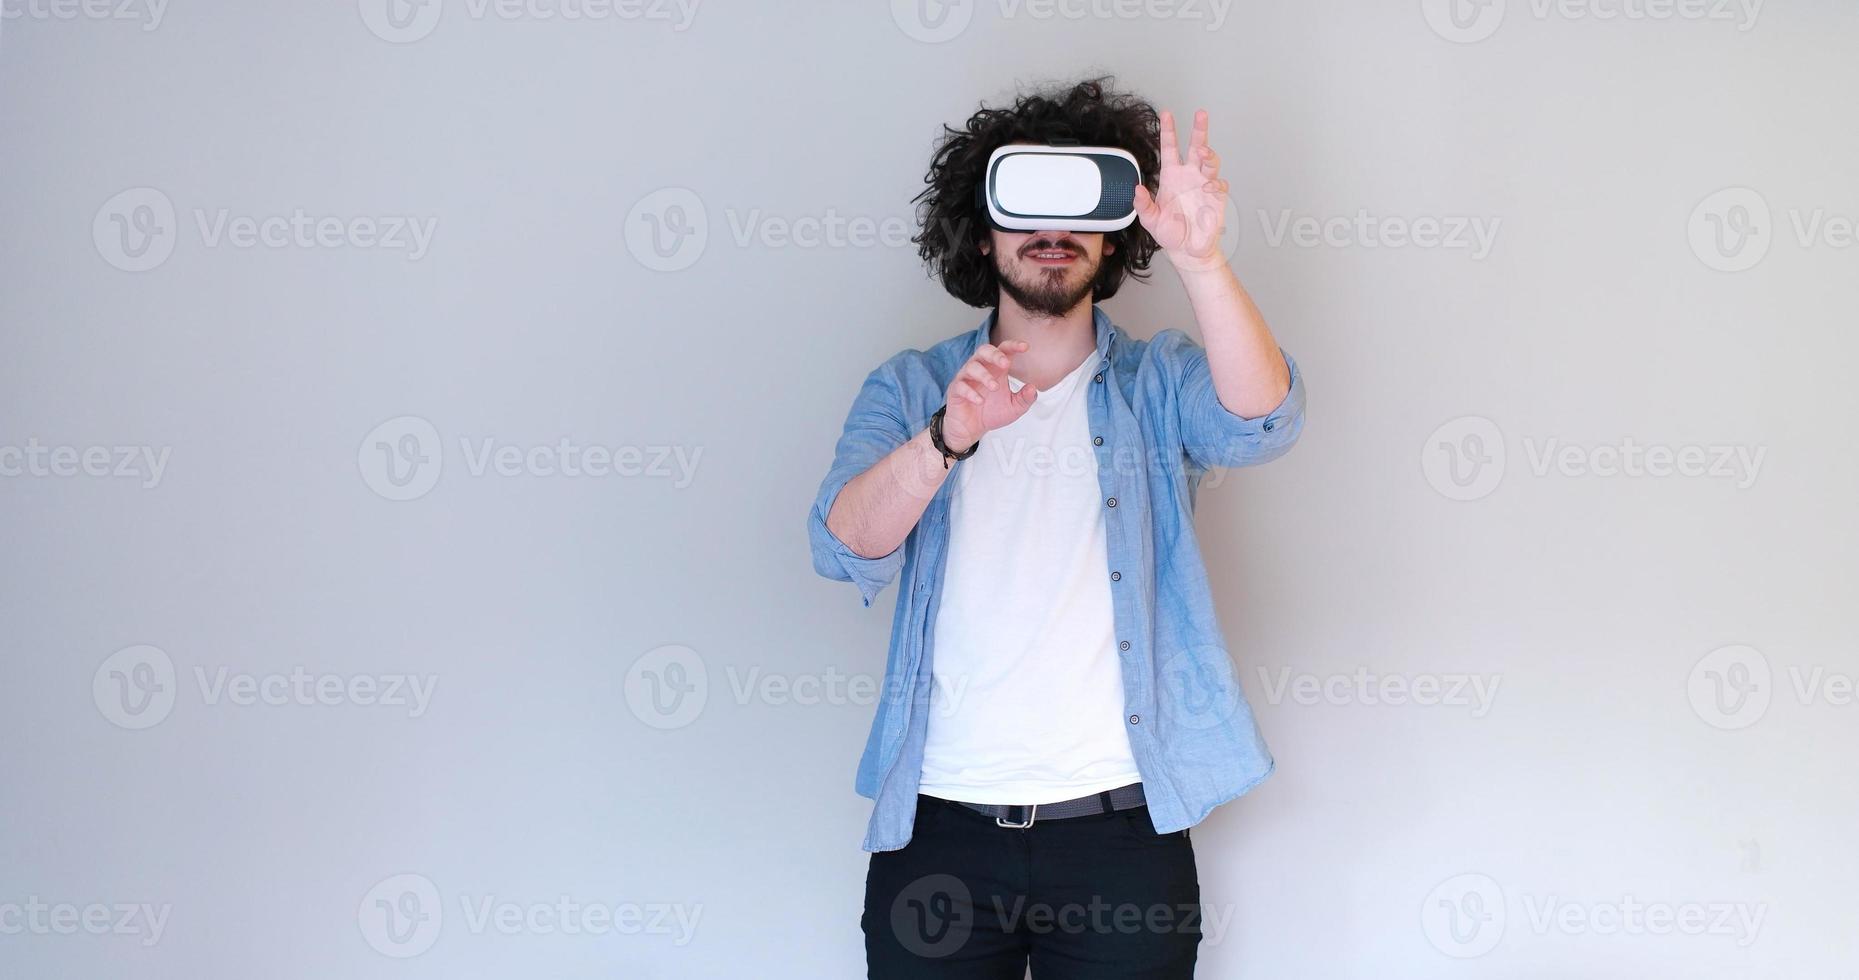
1133;184;1162;226
1011;380;1040;410
1158;109;1179;166
1190;109;1209;154
973;344;1011;373
1198;146;1220;177
961;361;997;391
989;339;1029;371
950;378;985;405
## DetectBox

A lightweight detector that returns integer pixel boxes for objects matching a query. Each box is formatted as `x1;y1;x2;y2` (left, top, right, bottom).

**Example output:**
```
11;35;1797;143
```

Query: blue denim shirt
809;305;1306;852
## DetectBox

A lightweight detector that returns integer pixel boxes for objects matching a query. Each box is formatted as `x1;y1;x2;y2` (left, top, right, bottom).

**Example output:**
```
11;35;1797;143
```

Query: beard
994;237;1100;318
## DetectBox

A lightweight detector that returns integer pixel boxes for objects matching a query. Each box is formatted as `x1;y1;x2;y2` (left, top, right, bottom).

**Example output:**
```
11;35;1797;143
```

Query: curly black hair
912;77;1161;309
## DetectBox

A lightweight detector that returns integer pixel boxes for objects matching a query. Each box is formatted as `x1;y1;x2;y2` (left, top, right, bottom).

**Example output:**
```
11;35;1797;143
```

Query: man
807;78;1306;978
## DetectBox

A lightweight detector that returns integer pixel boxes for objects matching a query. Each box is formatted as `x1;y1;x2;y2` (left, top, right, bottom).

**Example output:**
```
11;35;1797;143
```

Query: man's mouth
1023;245;1078;266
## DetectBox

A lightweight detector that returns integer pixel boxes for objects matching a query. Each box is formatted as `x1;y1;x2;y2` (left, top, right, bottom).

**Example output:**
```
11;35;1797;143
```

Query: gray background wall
2;1;1854;976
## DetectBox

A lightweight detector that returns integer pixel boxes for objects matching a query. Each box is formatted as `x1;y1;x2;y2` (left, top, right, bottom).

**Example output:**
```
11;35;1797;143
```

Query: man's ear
978;237;992;257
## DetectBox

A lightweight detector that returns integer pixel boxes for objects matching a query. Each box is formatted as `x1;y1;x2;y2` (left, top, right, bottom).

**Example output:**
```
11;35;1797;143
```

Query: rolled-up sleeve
1158;328;1305;471
808;359;913;606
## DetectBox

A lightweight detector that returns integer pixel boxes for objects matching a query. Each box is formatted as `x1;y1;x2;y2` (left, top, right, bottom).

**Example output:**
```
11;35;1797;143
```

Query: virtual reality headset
977;142;1143;233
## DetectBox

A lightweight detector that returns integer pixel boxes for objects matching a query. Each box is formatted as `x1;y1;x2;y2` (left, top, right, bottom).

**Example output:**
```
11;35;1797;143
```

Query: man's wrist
928;405;980;466
1168;251;1235;280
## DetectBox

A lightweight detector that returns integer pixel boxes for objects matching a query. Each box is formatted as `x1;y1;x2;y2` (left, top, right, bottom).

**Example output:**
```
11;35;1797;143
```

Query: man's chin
1001;268;1094;318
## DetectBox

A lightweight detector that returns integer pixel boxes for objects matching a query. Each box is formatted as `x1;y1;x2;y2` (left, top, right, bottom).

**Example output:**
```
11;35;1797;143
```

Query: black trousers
863;793;1201;979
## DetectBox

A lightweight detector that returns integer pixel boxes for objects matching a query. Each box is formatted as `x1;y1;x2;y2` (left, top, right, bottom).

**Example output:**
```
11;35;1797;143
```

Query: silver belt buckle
995;803;1037;829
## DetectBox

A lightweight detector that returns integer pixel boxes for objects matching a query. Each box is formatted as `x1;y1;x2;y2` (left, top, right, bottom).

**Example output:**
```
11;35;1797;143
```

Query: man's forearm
825;428;953;560
1176;263;1292;419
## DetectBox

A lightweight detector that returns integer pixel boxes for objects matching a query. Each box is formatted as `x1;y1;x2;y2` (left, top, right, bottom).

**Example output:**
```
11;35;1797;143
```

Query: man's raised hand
940;340;1037;452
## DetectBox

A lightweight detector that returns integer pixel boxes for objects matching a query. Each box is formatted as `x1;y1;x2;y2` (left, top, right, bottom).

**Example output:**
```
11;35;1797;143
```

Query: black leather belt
934;782;1146;829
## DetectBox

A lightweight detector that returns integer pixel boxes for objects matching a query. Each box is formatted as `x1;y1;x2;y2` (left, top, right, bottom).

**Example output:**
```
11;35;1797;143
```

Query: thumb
1011;380;1040;412
1132;184;1159;224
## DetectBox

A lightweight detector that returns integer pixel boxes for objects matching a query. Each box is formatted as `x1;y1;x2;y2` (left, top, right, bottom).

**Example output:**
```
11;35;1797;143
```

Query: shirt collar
969;305;1117;362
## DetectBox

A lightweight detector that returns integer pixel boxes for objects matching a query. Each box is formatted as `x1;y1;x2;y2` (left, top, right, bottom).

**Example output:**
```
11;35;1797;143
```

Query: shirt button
1106;497;1117;508
1129;714;1141;725
1119;640;1131;651
1263;419;1275;432
1093;373;1103;384
1110;571;1121;582
1093;436;1103;446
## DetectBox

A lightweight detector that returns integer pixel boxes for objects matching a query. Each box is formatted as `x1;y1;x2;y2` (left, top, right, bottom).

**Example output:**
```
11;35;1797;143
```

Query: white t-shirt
918;351;1142;805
